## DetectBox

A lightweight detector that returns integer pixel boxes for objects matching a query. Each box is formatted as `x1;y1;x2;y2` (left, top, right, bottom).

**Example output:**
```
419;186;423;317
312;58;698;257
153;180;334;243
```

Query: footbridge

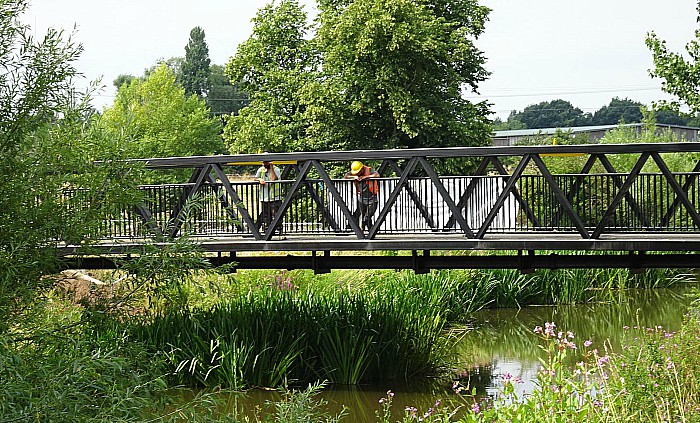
61;142;700;272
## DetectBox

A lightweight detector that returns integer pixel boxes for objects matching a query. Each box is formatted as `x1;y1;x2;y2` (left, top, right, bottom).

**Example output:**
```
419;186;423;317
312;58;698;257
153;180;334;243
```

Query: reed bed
130;254;690;389
132;280;453;388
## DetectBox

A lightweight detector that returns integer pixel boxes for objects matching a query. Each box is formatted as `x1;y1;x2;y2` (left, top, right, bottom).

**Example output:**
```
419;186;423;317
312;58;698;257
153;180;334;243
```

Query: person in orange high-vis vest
345;161;379;230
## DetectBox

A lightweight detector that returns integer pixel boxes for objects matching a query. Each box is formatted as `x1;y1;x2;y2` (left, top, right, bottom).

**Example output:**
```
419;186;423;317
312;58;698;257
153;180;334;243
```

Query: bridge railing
84;176;522;239
64;143;700;241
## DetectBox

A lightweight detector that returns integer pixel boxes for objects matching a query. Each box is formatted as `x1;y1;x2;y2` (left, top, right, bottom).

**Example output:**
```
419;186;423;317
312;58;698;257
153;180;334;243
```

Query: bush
0;327;168;422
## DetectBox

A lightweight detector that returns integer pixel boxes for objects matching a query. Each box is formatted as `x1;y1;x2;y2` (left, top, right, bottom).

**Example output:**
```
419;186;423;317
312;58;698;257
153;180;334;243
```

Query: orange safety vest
359;166;378;194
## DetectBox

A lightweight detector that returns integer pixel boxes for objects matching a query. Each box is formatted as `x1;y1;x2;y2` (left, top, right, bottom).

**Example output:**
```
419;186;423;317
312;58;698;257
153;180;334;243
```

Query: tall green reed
132;276;454;388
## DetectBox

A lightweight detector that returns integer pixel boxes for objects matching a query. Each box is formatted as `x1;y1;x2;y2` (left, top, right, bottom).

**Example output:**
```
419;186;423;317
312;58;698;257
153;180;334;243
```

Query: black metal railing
61;143;700;241
68;172;700;240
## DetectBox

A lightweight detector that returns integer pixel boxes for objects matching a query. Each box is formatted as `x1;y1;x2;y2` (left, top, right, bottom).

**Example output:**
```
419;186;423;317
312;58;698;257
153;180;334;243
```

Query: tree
113;73;136;89
101;64;225;161
146;56;184;78
655;109;689;126
591;97;644;125
207;64;248;117
0;0;139;319
493;115;526;131
647;2;700;115
224;0;316;154
180;26;211;97
511;99;590;129
310;0;492;153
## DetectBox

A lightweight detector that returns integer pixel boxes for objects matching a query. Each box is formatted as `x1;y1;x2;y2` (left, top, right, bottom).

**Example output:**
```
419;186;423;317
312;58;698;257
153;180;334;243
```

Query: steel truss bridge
62;143;700;272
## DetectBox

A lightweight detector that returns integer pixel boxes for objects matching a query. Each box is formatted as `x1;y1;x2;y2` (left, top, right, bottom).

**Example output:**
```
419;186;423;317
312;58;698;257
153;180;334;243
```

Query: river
178;284;699;421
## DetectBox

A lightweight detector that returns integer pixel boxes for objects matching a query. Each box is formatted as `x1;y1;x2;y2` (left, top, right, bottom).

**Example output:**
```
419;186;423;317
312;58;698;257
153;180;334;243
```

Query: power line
466;86;661;99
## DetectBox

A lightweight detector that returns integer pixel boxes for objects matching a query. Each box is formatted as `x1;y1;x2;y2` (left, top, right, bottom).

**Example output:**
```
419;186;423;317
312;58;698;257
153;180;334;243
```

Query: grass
177;256;688;312
0;307;170;422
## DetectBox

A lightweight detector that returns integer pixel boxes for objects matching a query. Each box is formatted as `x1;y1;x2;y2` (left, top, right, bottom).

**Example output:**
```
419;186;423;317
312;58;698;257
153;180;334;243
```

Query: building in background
491;123;699;146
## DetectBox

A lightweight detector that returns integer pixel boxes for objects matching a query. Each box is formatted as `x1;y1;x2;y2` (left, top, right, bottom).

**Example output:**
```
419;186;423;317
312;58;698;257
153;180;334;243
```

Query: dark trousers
352;199;378;230
257;200;282;233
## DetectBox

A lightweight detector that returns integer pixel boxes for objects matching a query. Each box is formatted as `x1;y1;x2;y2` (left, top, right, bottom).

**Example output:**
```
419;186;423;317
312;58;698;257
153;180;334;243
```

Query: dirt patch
52;270;119;306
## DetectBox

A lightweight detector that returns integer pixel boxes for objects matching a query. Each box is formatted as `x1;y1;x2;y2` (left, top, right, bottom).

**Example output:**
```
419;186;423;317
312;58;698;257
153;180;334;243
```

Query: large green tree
180;26;211;97
224;0;316;154
101;64;225;160
647;1;700;115
310;0;492;152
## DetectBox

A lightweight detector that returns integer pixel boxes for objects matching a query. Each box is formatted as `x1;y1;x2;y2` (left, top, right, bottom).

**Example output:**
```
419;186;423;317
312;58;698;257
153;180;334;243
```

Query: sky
23;0;699;120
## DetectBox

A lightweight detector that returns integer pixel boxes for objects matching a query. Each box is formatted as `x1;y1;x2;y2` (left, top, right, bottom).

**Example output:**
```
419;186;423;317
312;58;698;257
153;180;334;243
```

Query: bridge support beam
62;251;699;273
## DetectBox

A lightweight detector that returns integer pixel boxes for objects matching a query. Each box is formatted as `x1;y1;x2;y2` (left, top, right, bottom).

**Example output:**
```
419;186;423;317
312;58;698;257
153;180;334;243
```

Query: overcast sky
23;0;699;120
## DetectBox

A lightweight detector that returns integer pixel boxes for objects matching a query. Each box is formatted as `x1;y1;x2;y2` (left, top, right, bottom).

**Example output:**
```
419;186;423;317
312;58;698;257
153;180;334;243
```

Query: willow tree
0;0;140;321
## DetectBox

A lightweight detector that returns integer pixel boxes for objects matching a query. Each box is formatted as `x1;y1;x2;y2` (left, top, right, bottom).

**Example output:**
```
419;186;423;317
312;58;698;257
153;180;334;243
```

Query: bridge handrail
130;142;700;169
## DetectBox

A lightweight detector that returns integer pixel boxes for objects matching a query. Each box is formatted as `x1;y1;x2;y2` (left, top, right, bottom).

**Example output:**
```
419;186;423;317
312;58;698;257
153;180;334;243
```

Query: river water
184;284;698;421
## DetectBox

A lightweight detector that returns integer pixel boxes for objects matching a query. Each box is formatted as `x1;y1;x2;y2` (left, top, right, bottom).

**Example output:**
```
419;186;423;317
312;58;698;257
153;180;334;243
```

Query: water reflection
455;285;698;402
199;285;698;422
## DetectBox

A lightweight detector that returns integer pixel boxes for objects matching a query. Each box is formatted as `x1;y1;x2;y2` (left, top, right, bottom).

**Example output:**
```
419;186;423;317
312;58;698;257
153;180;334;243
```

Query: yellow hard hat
350;161;363;175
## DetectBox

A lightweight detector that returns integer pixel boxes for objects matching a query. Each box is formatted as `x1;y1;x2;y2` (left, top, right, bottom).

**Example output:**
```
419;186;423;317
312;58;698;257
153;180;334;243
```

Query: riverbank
0;265;697;421
161;284;700;422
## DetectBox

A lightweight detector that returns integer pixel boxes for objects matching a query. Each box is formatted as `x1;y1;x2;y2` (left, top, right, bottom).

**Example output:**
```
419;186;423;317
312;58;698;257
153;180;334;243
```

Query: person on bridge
255;157;283;235
345;161;380;230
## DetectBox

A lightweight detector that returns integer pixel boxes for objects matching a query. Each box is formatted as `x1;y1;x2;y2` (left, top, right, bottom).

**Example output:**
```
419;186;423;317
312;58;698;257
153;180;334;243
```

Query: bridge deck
59;232;700;272
61;232;700;253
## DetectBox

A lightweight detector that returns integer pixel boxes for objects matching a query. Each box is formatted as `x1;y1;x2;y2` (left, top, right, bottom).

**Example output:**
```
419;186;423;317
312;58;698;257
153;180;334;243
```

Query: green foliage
101;64;225;162
266;382;347;423
604;320;700;421
113;73;136;89
208;64;248;117
311;0;492;157
225;0;493;160
591;97;644;125
224;0;317;154
491;116;526;131
646;2;700;115
0;313;169;422
509;99;591;129
598;115;700;173
145;56;185;79
180;26;212;97
117;235;212;314
132;273;454;388
500;98;691;131
0;0;142;323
